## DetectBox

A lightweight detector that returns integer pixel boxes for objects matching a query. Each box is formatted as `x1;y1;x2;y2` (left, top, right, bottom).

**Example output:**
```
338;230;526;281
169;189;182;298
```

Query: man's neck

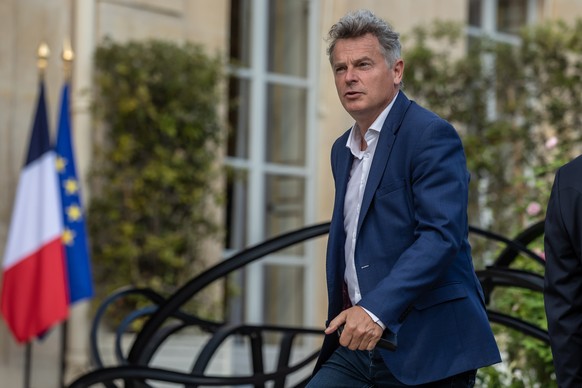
354;91;398;137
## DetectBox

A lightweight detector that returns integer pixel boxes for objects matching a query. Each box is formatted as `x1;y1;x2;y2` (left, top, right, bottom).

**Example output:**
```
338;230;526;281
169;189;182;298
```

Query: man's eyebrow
353;56;374;63
333;56;374;67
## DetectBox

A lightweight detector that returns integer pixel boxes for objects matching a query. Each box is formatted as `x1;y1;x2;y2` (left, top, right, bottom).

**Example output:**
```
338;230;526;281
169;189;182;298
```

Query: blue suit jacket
316;92;501;384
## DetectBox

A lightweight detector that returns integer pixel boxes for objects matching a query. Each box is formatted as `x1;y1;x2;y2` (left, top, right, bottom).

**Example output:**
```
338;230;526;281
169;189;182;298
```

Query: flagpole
22;41;50;388
62;38;74;82
37;42;49;80
60;321;68;388
59;38;74;388
23;343;31;388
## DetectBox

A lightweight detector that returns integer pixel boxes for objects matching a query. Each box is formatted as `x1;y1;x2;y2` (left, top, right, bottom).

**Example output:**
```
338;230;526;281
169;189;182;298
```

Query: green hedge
88;39;224;324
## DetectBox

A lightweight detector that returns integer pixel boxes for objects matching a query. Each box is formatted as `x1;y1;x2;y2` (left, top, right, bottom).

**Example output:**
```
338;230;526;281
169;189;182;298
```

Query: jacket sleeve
359;117;470;334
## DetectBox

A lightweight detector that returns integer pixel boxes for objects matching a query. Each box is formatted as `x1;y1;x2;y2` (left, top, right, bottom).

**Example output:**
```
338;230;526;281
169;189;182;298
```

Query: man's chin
344;106;369;120
342;101;365;114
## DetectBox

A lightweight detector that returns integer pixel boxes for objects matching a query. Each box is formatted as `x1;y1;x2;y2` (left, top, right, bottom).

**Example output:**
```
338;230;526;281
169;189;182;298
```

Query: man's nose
345;67;358;83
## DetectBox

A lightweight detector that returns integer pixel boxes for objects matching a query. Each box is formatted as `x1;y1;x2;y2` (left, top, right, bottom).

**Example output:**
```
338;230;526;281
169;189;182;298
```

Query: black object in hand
337;324;397;351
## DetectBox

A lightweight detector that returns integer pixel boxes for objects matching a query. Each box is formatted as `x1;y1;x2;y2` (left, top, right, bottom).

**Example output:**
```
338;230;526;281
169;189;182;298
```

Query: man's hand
325;306;383;350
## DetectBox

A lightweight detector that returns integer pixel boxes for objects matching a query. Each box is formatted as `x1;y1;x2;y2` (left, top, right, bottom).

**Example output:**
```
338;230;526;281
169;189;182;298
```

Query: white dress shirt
343;95;397;328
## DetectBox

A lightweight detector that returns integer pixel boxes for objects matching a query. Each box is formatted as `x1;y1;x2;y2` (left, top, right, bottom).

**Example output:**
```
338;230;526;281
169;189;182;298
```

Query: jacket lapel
334;145;353;218
357;92;412;234
327;134;353;310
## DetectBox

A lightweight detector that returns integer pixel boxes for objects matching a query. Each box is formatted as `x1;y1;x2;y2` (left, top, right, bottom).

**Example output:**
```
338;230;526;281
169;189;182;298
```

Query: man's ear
393;59;404;85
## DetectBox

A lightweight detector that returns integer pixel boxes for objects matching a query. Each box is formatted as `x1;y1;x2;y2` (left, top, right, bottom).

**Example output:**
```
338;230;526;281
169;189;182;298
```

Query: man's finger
325;312;347;335
366;337;378;351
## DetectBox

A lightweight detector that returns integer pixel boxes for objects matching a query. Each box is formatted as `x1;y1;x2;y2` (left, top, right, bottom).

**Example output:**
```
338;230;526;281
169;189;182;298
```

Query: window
467;0;540;120
225;0;320;327
467;0;539;42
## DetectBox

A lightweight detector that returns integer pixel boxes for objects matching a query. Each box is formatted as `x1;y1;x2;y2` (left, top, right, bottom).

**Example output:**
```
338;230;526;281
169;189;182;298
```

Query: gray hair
326;9;401;67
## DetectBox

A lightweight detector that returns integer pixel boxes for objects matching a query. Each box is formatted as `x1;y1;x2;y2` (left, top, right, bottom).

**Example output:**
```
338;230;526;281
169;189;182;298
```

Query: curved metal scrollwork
471;221;548;344
68;221;548;387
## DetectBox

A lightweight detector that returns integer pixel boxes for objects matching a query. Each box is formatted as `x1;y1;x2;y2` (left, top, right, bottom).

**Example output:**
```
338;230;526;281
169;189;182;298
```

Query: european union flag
55;82;94;304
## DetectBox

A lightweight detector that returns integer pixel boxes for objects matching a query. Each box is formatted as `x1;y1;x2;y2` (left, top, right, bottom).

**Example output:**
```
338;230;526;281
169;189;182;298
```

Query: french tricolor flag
1;81;69;343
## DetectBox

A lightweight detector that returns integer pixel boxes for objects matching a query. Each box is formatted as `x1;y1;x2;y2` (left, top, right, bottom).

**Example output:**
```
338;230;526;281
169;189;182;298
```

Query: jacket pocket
413;282;468;310
376;179;406;198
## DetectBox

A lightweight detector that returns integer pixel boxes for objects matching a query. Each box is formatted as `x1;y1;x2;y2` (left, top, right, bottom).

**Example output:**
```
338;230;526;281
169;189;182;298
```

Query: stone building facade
1;0;582;386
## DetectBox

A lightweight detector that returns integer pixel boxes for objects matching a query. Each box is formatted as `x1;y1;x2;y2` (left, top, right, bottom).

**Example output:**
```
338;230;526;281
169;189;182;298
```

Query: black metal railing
67;221;547;387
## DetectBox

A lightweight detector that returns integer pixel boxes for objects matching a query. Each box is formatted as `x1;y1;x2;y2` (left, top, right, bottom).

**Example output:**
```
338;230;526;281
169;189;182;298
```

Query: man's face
331;34;403;128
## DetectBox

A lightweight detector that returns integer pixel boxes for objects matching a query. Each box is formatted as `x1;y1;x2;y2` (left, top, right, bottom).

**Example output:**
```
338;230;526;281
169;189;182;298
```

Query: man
308;9;500;387
544;155;582;388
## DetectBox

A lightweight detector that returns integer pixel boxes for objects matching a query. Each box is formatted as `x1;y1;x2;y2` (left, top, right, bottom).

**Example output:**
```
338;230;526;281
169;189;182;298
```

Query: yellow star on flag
66;204;83;222
55;156;67;173
64;178;79;195
62;228;76;246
